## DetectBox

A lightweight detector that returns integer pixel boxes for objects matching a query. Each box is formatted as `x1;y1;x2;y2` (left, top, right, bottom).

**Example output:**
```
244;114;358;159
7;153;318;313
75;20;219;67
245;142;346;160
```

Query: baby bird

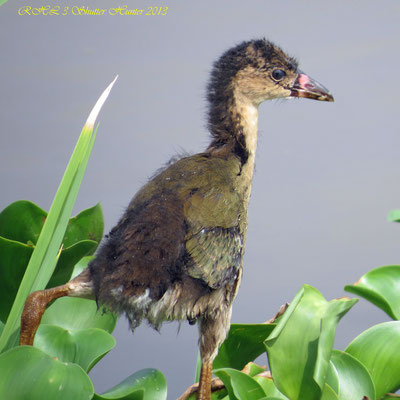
20;39;333;400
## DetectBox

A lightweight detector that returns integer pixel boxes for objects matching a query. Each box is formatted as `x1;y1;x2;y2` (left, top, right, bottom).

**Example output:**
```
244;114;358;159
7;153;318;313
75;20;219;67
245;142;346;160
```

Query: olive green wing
186;226;243;289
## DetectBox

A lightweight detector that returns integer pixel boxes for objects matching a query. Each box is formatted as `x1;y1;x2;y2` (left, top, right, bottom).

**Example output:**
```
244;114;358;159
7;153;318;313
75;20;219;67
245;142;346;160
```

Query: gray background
1;1;400;398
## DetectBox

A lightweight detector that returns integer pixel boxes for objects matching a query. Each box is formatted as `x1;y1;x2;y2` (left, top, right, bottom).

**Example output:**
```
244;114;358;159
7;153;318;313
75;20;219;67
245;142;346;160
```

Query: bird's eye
271;69;286;81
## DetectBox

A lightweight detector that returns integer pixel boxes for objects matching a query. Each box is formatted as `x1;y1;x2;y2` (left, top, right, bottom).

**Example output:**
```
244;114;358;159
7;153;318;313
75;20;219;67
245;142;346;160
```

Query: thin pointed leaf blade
0;346;94;400
345;321;400;398
32;122;100;291
345;265;400;320
0;77;117;353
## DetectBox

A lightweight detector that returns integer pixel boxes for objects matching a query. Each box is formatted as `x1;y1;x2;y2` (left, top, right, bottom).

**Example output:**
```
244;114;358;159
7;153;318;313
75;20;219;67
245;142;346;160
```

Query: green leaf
43;296;117;332
47;240;98;288
0;200;47;245
214;323;275;370
35;324;115;373
246;363;267;377
328;350;375;400
42;258;117;333
0;202;102;318
0;346;94;400
345;265;400;320
93;368;167;400
325;358;339;395
0;237;96;323
195;352;202;383
213;368;267;400
265;285;357;400
0;237;33;323
387;210;400;222
320;384;339;400
63;203;104;248
185;386;229;400
253;376;288;399
0;77;117;353
346;321;400;398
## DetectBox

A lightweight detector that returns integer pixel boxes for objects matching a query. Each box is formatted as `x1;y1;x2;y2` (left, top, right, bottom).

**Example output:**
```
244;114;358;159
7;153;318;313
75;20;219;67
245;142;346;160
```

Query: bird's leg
198;360;213;400
20;268;94;346
20;284;69;346
197;308;231;400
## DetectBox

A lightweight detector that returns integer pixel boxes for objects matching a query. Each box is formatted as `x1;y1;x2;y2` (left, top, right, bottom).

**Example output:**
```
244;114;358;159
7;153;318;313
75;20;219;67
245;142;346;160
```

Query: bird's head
209;39;334;107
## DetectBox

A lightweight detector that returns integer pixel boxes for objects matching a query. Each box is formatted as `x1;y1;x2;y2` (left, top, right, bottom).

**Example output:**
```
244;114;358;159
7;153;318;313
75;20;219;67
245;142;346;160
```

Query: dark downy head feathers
206;39;332;148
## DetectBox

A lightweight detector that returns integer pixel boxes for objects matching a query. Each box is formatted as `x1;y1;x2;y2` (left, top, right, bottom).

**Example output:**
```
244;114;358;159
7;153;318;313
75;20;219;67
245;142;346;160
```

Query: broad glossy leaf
42;293;118;331
35;324;115;372
0;237;33;322
265;285;357;400
346;321;400;398
253;376;288;399
0;345;94;400
42;259;117;333
93;368;167;400
214;324;275;370
321;384;339;400
47;240;97;288
325;358;339;395
63;203;104;248
0;200;47;244
211;390;229;400
0;237;96;323
328;350;375;400
345;265;400;320
214;368;266;400
246;362;267;377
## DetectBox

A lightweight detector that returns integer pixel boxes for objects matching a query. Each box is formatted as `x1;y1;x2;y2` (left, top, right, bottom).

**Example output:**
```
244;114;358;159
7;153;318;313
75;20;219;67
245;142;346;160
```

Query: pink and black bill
290;72;334;102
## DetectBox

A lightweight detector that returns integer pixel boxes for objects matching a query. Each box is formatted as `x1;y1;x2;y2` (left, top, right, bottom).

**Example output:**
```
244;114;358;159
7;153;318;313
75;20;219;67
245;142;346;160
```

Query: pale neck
207;87;259;182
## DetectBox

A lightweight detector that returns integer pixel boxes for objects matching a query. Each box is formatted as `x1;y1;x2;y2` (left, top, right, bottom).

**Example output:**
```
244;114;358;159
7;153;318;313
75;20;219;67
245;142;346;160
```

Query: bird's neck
207;88;259;184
